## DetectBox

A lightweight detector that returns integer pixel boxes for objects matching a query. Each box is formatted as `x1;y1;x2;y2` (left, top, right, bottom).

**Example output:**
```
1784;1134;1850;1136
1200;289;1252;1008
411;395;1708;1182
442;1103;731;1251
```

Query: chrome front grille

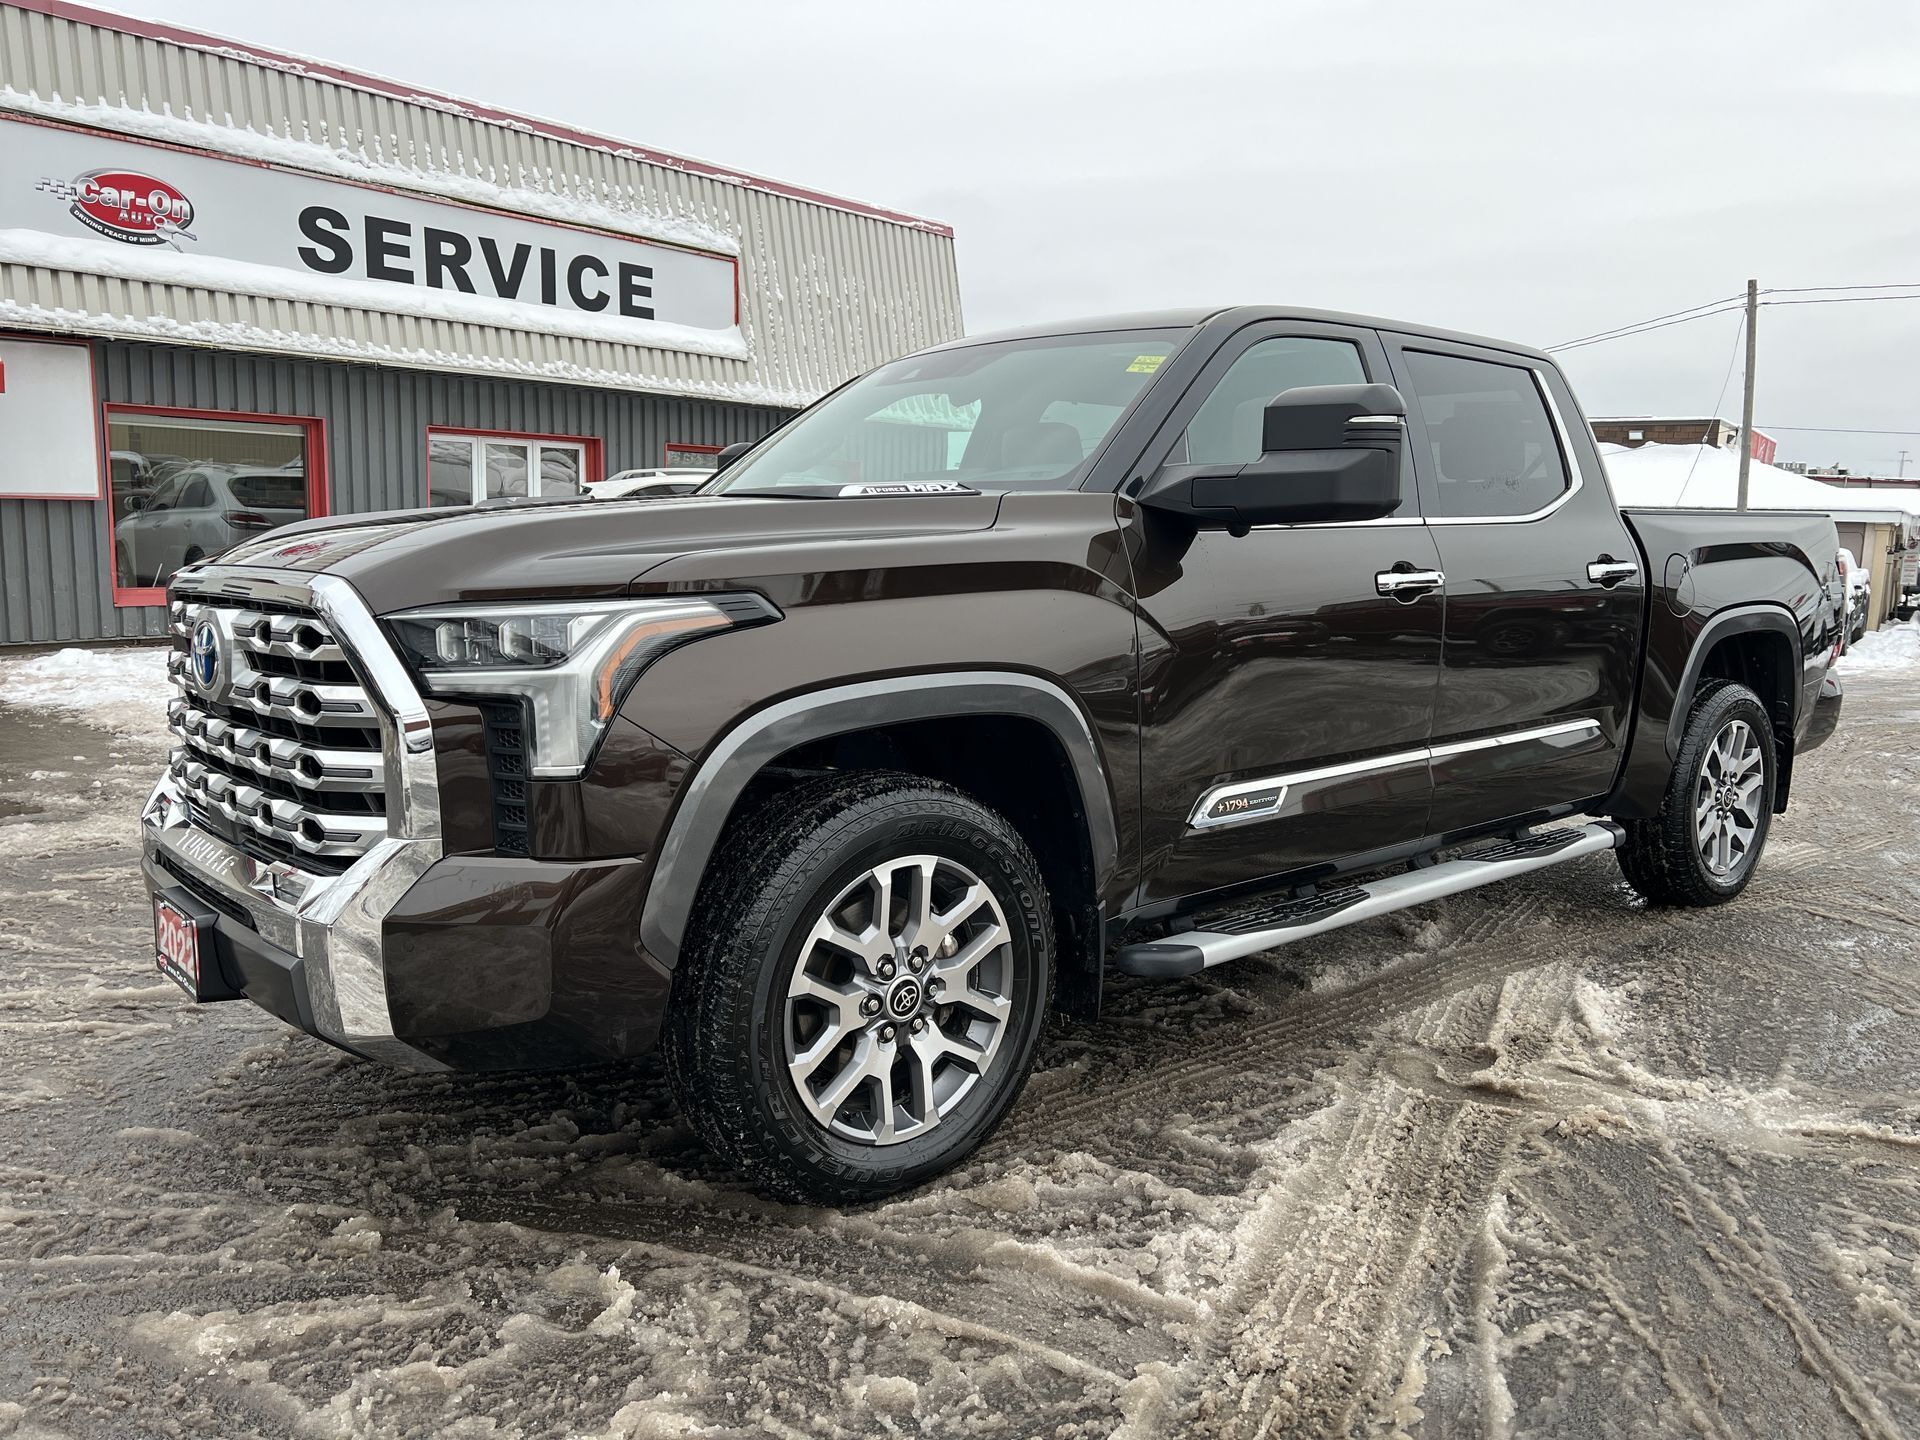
166;597;389;873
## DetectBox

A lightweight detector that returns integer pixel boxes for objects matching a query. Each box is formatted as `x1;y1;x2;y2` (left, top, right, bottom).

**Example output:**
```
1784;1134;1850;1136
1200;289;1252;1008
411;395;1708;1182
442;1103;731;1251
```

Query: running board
1113;822;1625;978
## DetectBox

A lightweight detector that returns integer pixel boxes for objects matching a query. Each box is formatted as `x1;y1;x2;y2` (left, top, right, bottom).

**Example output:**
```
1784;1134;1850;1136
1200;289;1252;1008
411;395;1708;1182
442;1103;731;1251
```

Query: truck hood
211;492;1004;613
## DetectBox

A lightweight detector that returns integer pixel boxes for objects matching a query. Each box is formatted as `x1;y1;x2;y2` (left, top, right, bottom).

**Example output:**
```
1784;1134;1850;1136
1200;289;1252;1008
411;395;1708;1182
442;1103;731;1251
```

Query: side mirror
124;494;149;513
713;441;754;473
1139;382;1407;533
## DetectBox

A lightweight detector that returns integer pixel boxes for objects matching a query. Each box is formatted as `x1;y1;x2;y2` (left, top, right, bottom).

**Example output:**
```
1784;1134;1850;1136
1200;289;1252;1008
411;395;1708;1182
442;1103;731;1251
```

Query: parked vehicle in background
110;449;156;502
1896;550;1919;622
586;467;716;501
114;466;308;586
140;305;1846;1203
1837;548;1871;643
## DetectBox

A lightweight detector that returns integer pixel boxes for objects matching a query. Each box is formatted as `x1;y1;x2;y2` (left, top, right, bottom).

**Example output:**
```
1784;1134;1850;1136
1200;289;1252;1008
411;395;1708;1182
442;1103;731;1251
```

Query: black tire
1616;679;1775;906
665;770;1054;1203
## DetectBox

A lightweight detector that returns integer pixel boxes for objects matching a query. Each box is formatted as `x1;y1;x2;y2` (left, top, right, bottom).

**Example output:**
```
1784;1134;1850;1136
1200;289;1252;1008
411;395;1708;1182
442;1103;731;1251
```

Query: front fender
636;672;1120;969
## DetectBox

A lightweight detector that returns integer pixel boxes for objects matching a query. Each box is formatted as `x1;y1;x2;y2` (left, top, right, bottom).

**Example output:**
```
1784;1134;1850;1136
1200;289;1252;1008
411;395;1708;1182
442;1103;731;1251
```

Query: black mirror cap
1189;447;1401;532
1263;382;1407;453
713;441;755;473
1136;447;1402;533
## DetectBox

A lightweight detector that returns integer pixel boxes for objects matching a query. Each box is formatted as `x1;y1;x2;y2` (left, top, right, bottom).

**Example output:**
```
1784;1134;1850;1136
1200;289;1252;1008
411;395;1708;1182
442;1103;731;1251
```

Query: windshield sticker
836;481;980;497
1126;354;1166;373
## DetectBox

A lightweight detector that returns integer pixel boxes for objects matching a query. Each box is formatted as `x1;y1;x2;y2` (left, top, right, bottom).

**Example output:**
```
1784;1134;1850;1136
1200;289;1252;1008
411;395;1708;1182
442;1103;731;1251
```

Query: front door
1385;339;1644;833
1129;322;1443;908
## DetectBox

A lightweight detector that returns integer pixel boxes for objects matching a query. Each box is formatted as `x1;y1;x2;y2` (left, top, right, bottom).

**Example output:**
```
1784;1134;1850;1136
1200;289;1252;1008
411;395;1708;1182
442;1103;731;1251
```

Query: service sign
0;116;740;344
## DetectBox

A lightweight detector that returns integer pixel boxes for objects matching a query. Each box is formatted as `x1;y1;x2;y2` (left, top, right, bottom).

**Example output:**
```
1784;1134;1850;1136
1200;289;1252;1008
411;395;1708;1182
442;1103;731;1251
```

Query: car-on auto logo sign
34;168;197;248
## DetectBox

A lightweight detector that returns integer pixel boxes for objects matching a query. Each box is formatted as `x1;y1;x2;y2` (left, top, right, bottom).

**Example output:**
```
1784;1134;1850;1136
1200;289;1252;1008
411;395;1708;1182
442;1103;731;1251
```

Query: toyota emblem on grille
189;613;224;697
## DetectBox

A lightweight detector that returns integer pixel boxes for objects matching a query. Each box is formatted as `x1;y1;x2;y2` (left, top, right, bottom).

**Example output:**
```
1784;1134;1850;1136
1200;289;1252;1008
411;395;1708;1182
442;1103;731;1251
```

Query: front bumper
142;776;667;1070
143;563;669;1071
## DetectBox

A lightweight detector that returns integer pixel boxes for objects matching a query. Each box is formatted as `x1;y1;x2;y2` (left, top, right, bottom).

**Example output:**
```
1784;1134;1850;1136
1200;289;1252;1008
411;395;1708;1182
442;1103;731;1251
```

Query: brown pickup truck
141;305;1845;1200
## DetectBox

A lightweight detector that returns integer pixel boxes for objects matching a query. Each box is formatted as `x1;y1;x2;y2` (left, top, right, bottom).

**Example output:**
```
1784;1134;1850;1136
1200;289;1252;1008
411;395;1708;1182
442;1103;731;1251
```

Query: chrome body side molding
1188;718;1605;831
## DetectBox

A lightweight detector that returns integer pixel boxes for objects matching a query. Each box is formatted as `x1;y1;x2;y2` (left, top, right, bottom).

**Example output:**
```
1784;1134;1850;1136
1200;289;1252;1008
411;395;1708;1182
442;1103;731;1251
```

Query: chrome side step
1113;822;1625;978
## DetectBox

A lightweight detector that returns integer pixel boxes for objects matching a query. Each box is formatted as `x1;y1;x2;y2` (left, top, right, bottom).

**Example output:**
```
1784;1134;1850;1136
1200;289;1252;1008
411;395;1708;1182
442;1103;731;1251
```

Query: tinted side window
1183;337;1368;465
1404;351;1568;518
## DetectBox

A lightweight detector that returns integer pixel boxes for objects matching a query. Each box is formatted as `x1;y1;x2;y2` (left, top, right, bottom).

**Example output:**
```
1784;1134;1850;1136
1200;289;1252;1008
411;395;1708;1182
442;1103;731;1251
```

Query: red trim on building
104;403;329;608
423;425;604;507
0;331;104;500
15;0;954;238
663;442;725;464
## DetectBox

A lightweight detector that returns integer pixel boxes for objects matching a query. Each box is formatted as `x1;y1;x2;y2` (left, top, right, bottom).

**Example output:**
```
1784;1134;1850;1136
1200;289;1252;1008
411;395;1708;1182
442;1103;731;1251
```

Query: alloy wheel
1694;719;1764;877
783;853;1014;1145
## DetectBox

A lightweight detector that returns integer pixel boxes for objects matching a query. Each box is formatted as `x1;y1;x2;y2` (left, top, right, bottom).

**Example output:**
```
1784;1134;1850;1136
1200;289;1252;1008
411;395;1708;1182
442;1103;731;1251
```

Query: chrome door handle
1376;568;1445;598
1587;560;1639;586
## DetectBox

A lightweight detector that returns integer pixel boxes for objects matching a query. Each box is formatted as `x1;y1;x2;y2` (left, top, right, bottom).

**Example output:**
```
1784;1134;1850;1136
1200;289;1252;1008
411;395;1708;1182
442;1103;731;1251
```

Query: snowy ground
1;635;1918;1438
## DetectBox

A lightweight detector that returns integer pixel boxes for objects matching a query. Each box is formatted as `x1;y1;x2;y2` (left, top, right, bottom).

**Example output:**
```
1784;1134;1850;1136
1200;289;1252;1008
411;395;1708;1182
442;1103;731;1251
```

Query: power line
1547;287;1920;352
1547;303;1747;353
1545;294;1742;352
1759;425;1920;437
1765;282;1920;294
1761;293;1920;307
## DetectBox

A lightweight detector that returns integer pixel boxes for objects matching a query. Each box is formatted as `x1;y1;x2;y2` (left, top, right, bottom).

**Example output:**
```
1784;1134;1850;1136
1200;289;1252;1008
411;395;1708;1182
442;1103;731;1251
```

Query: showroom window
105;407;326;606
427;429;600;507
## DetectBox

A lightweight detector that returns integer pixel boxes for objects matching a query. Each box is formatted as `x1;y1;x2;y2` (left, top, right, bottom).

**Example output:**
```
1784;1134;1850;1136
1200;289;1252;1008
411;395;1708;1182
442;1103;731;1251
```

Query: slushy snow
0;646;170;742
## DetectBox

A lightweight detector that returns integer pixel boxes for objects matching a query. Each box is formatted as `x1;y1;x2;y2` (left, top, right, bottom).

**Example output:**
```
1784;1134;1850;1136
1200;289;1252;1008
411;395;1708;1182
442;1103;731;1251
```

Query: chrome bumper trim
142;565;446;1071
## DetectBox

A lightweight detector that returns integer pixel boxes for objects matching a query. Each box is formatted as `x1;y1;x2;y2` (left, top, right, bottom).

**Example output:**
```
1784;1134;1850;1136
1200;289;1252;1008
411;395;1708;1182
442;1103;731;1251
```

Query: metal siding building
0;0;962;645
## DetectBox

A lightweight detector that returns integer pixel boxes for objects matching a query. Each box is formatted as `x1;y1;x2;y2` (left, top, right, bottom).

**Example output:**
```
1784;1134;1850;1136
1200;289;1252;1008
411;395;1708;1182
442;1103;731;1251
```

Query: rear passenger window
1403;350;1569;518
1182;337;1368;465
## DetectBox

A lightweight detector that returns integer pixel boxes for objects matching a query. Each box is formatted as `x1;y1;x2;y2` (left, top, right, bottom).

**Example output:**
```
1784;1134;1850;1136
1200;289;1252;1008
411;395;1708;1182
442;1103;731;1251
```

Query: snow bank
1600;443;1920;518
1838;618;1920;673
0;645;170;742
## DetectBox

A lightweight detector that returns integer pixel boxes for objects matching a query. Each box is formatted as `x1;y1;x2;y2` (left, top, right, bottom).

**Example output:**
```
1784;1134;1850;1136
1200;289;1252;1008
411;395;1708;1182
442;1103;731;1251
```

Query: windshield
710;328;1184;495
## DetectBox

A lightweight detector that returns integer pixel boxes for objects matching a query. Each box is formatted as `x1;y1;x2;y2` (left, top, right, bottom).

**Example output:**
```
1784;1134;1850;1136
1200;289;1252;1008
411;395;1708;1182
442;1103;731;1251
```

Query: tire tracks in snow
1124;965;1583;1437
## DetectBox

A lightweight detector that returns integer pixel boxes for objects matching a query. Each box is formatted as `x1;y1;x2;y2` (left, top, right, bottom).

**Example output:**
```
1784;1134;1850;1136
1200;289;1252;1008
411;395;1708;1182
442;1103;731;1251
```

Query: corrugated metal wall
0;2;963;404
0;337;791;645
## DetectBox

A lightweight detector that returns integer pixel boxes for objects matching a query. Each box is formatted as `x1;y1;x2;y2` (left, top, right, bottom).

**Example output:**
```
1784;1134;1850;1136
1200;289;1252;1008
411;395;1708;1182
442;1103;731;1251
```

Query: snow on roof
15;0;953;236
1599;443;1920;522
1589;416;1739;425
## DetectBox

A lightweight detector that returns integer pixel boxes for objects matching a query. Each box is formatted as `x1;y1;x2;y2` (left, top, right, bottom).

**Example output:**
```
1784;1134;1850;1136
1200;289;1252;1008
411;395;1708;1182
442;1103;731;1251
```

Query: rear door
1385;339;1643;832
1129;321;1443;907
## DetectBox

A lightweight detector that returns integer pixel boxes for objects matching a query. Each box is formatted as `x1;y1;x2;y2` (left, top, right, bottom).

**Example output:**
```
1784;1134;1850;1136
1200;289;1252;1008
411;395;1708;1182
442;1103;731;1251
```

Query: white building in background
0;0;962;645
1601;443;1920;631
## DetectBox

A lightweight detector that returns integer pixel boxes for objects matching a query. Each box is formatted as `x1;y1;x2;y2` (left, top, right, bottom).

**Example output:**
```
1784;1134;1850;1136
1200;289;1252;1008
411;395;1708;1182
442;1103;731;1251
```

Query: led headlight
387;594;778;776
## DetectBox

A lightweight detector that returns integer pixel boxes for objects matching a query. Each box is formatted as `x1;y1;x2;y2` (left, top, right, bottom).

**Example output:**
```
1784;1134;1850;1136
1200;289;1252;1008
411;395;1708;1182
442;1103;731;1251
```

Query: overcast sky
123;0;1920;473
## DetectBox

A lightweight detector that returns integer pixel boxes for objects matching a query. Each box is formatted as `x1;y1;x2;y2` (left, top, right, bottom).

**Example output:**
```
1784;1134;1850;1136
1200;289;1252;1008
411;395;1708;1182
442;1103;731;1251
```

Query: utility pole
1736;277;1758;510
1899;449;1910;477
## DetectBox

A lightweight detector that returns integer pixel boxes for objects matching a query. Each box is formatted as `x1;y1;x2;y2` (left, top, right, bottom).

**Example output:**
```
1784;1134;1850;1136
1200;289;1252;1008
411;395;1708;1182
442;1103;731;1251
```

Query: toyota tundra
141;306;1847;1200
